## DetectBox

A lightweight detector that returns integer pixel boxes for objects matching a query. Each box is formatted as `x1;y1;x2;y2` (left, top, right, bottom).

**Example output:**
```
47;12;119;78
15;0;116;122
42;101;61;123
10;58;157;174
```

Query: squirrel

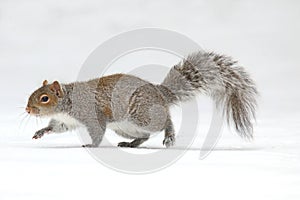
26;51;258;148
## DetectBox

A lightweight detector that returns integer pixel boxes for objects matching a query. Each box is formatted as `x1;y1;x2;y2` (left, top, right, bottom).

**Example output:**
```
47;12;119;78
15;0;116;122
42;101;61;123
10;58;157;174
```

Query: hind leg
163;118;175;148
118;137;149;148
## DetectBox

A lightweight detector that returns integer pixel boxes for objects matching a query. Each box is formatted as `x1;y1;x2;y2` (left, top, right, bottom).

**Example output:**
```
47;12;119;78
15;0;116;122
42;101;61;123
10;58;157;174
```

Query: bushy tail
160;51;258;138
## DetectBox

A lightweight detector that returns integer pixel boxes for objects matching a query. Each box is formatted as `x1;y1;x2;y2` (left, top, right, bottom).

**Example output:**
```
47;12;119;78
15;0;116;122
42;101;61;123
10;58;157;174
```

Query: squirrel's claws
32;128;51;140
32;135;39;139
32;132;44;139
118;142;134;148
82;144;97;148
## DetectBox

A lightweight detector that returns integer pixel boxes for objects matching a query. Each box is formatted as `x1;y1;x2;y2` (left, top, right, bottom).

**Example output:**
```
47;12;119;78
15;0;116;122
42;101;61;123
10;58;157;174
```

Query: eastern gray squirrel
26;51;258;148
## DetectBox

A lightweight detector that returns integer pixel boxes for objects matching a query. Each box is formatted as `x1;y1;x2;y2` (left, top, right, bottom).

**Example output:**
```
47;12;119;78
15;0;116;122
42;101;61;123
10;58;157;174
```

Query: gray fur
162;51;258;138
30;51;258;147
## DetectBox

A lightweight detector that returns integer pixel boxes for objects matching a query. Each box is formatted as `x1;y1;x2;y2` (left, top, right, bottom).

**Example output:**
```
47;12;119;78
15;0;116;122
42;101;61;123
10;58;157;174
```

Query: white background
0;0;300;200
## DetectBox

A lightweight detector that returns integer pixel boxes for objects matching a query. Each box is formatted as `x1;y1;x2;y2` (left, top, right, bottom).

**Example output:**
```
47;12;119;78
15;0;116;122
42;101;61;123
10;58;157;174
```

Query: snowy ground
1;0;300;199
1;111;300;200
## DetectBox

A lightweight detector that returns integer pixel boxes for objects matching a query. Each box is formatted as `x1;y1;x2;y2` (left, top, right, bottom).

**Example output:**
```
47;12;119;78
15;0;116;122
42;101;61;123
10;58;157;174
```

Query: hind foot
118;138;148;148
163;134;175;148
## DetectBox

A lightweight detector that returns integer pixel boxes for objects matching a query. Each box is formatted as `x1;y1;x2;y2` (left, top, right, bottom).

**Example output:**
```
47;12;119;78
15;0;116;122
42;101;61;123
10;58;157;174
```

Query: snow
1;111;300;200
1;0;300;199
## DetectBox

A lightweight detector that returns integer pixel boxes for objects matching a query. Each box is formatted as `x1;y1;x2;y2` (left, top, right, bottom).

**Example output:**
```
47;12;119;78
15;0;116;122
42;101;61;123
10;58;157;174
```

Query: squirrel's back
90;74;168;124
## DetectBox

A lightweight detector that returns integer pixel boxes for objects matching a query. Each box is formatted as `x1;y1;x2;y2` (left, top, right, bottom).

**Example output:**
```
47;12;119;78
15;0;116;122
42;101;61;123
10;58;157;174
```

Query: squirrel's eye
40;95;49;103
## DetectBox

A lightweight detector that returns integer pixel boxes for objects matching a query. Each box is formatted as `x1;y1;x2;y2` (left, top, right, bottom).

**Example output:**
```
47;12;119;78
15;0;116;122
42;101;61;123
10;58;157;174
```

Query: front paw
32;128;51;139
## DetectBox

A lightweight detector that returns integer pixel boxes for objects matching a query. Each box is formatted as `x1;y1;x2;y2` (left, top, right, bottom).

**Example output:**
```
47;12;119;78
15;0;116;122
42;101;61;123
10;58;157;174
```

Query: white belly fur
51;113;83;130
51;114;151;138
107;120;151;138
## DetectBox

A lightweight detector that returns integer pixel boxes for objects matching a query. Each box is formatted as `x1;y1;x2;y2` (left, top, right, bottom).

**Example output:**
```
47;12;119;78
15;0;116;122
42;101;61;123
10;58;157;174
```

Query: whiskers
19;111;27;117
18;113;31;131
17;106;41;134
17;106;26;109
35;117;43;127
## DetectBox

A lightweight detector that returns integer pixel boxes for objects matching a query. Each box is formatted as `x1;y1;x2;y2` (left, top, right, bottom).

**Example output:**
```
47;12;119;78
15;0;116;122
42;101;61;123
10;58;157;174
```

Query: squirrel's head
26;80;64;117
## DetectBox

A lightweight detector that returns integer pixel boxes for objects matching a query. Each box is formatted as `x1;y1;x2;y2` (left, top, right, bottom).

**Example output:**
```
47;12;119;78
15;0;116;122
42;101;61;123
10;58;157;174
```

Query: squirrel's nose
26;107;31;114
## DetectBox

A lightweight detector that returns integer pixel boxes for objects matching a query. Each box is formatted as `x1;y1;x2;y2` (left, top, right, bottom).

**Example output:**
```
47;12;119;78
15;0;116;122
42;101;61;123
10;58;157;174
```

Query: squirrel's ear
50;81;64;98
43;80;48;86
